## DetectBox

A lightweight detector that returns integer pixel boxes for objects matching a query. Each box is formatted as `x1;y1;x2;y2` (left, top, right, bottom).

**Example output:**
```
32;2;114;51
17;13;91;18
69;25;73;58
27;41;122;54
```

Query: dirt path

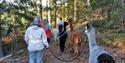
43;39;125;63
1;23;125;63
43;40;88;63
1;36;125;63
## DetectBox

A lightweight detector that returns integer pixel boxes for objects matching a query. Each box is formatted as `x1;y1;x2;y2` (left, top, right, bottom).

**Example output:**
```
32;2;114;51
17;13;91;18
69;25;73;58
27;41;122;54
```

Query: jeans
29;50;44;63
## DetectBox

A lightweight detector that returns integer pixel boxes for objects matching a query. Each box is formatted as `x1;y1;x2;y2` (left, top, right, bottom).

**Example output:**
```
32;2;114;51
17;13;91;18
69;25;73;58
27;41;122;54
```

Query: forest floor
2;35;125;63
1;23;125;63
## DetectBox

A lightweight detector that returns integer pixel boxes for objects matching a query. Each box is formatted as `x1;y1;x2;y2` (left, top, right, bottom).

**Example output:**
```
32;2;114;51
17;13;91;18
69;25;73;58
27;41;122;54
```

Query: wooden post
11;14;16;63
0;13;4;59
0;36;3;58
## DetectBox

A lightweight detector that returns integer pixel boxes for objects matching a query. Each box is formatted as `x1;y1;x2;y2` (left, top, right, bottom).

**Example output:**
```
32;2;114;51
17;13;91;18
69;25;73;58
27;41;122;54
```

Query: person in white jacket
24;16;49;63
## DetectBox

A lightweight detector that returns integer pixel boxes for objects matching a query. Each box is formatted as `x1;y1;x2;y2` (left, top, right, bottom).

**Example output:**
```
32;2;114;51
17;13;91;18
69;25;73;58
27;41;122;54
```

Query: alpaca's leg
74;44;81;56
69;42;74;54
77;45;81;56
78;40;81;56
53;33;56;41
54;30;58;41
73;37;80;55
74;44;78;55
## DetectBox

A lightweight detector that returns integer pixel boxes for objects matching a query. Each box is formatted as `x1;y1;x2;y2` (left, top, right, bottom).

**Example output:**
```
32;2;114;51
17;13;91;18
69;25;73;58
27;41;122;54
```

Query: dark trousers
59;32;68;53
47;38;50;43
60;37;66;53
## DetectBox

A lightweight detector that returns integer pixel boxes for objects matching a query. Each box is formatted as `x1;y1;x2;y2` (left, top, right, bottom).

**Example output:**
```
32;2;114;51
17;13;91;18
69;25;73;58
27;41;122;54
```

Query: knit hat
32;16;40;25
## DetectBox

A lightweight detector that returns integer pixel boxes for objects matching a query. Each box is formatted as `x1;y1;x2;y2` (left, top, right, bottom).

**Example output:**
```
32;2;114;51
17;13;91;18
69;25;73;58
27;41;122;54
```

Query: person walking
59;21;68;53
58;17;68;53
44;19;52;43
52;22;59;41
24;16;49;63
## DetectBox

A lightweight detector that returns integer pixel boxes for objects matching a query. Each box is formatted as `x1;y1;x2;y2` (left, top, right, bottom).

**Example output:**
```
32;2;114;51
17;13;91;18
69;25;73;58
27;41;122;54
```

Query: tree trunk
74;0;77;21
61;0;64;18
36;0;42;20
47;0;51;24
54;0;57;24
87;0;90;6
107;5;112;21
0;35;3;58
0;22;3;58
40;0;42;20
118;0;124;7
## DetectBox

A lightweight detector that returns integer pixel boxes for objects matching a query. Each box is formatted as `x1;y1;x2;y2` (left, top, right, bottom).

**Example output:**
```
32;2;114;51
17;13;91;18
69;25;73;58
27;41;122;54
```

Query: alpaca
0;61;7;63
85;23;115;63
2;36;13;44
68;18;81;55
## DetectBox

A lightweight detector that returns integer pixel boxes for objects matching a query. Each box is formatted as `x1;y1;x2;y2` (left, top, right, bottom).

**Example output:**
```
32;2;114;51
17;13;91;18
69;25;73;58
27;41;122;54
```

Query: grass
97;32;125;46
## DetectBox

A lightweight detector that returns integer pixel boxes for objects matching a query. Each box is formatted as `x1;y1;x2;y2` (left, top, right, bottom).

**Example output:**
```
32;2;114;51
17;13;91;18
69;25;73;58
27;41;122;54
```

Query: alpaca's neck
87;28;97;52
69;23;74;31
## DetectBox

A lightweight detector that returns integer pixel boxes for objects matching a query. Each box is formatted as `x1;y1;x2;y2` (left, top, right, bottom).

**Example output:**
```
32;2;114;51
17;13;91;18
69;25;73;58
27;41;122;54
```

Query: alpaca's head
85;23;93;35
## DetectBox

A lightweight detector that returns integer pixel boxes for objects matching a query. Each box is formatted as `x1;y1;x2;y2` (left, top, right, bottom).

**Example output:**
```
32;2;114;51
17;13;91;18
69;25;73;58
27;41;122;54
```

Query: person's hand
46;46;50;49
44;45;49;50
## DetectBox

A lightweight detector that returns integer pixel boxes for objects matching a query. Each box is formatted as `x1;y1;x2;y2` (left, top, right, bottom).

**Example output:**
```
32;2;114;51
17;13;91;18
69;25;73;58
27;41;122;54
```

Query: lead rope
48;31;85;62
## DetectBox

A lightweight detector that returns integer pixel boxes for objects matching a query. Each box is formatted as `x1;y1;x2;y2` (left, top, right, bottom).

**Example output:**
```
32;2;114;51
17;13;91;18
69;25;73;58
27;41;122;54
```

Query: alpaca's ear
86;23;93;30
85;26;89;34
86;23;90;29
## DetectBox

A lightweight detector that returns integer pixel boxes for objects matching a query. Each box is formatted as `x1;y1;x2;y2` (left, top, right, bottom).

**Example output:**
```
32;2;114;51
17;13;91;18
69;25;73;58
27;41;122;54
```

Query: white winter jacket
24;25;49;51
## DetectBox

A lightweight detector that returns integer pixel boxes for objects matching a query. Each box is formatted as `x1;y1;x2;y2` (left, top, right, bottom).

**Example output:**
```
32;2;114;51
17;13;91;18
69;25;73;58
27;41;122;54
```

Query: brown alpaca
68;18;81;55
0;60;7;63
2;36;13;44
